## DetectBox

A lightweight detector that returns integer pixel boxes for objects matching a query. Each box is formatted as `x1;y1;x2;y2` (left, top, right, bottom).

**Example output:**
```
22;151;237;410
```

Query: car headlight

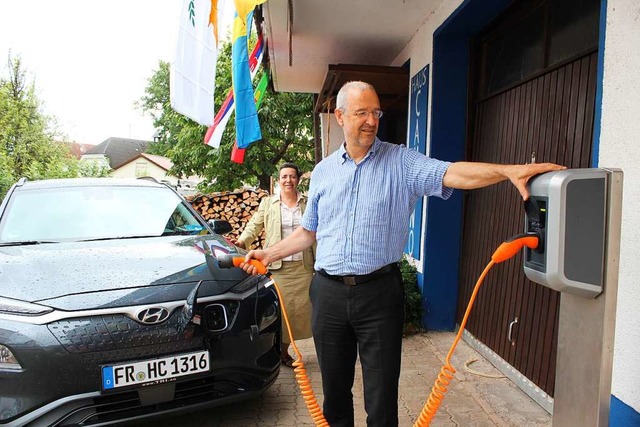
259;300;279;332
229;275;266;294
0;297;53;316
0;345;21;370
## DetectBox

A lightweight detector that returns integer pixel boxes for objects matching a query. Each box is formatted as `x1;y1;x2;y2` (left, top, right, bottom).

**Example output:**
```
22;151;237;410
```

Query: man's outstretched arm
443;162;565;200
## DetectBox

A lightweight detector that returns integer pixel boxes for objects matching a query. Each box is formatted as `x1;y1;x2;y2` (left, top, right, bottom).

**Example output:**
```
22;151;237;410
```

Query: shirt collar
278;191;302;204
338;138;381;164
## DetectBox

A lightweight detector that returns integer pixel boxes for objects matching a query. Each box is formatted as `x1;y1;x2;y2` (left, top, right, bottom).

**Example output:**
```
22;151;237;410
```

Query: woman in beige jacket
235;163;314;367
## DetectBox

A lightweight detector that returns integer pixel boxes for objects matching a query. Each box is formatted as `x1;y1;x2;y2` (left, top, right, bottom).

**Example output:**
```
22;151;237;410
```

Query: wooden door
458;0;600;396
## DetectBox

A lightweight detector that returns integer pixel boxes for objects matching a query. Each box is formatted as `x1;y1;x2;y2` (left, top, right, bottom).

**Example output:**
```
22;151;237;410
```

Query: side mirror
208;219;233;235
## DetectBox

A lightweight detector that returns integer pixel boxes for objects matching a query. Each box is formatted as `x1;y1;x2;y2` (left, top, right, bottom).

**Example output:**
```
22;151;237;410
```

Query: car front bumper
0;286;281;426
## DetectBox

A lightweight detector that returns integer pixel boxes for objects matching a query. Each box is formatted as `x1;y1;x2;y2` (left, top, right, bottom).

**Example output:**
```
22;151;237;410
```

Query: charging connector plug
217;254;270;275
491;232;540;263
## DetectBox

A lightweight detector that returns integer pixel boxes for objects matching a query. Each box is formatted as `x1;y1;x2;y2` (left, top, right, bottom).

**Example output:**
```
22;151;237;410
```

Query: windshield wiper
77;235;160;242
0;240;59;246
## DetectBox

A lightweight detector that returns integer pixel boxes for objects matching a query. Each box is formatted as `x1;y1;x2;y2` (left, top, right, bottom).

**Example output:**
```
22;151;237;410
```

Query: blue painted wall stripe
425;0;509;330
592;0;608;167
611;395;640;426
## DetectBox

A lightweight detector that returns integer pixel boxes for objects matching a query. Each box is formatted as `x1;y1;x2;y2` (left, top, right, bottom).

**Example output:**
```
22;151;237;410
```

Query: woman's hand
230;238;245;249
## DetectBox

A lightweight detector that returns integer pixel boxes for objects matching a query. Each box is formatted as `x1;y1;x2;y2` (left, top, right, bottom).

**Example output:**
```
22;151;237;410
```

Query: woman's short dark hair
279;162;301;178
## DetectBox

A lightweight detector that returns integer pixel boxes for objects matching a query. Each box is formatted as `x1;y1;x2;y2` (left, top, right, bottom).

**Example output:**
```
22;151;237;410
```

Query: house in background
80;137;204;196
111;152;173;182
111;152;203;196
80;137;150;170
65;142;96;159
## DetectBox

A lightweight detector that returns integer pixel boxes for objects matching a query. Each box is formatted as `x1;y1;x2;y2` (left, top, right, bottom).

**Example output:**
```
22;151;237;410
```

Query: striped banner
203;34;264;148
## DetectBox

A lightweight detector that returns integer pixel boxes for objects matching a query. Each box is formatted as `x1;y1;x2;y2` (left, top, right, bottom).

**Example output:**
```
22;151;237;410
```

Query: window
135;162;148;177
478;0;600;97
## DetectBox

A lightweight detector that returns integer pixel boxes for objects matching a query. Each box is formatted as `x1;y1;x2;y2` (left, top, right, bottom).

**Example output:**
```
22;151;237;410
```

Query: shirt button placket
345;166;359;265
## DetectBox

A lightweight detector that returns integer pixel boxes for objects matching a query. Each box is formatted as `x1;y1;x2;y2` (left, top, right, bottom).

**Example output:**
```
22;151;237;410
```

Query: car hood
0;235;250;309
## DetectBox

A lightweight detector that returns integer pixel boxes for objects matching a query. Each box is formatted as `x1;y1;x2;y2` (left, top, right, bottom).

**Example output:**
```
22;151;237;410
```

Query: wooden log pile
187;188;269;248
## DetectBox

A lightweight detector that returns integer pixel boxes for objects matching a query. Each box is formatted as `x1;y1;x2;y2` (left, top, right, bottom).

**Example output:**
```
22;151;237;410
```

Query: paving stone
139;332;551;426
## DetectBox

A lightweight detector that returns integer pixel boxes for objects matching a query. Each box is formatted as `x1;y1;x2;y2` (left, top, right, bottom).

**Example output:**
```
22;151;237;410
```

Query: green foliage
0;149;13;198
139;38;315;192
78;161;111;178
400;257;424;334
0;54;81;199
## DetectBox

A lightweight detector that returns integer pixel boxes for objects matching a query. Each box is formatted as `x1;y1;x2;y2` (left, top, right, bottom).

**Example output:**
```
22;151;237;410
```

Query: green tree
78;161;111;178
0;54;80;198
139;40;315;192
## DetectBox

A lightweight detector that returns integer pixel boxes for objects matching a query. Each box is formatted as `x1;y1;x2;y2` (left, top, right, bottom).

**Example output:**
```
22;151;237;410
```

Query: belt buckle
343;276;357;286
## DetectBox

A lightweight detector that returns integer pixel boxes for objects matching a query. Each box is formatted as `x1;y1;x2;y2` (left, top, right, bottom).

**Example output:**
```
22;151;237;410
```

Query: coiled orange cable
224;256;329;426
413;260;494;426
413;234;539;427
223;233;538;427
271;279;329;426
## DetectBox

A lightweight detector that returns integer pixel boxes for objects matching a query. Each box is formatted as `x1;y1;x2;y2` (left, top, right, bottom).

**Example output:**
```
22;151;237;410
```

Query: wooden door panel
458;52;597;396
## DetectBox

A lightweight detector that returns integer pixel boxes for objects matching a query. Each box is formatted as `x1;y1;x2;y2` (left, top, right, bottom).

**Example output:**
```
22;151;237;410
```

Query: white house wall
319;113;345;158
111;160;178;186
598;0;640;412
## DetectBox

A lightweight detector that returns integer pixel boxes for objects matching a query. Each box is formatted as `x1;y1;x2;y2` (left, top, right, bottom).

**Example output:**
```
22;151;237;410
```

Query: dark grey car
0;178;281;426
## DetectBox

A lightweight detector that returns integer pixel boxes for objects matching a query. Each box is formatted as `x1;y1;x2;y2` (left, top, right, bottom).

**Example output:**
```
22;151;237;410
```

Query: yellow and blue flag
231;0;267;149
231;70;269;163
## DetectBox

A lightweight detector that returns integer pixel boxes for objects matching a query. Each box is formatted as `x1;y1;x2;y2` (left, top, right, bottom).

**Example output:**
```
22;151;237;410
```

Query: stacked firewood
187;188;269;247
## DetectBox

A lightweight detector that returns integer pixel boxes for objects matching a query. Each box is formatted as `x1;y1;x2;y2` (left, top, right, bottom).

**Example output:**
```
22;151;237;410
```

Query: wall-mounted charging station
523;169;608;298
523;168;623;427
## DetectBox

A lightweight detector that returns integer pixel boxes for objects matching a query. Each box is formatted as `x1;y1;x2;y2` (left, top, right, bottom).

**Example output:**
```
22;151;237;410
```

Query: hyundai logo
136;307;171;325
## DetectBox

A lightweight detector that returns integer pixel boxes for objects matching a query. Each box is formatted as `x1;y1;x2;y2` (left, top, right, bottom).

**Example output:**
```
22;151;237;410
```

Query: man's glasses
346;109;384;119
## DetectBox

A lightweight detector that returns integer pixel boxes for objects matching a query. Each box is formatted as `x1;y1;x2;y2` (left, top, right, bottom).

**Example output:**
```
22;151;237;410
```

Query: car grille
48;312;198;354
45;371;278;426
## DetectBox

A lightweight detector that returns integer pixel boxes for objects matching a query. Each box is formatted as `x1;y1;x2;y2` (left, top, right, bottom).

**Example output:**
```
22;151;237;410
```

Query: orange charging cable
219;256;329;426
219;232;537;427
413;233;539;426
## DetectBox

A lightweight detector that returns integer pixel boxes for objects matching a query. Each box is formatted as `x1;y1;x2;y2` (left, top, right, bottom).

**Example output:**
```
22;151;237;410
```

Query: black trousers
310;266;404;427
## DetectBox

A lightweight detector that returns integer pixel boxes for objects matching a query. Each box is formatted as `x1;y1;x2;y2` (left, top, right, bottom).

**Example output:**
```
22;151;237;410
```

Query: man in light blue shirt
241;81;564;427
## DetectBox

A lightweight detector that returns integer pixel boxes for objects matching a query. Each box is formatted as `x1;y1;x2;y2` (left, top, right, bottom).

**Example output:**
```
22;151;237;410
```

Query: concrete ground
141;332;552;426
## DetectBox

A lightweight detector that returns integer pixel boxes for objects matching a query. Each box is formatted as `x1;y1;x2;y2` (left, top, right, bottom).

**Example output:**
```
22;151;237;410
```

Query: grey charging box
523;169;608;298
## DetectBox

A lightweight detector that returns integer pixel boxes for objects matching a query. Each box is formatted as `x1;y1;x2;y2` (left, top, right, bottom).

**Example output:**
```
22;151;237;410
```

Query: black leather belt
317;263;398;286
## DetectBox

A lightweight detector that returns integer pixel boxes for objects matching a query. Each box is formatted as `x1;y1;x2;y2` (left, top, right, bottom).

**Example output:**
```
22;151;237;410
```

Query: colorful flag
231;70;269;163
171;0;231;126
204;34;264;148
231;0;267;149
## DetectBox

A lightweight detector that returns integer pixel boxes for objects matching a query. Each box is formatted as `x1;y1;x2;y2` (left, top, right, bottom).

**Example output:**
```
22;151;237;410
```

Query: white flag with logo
171;0;229;126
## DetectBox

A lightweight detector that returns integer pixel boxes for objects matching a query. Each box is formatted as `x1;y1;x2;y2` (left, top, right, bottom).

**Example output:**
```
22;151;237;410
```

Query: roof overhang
261;0;443;96
313;64;409;114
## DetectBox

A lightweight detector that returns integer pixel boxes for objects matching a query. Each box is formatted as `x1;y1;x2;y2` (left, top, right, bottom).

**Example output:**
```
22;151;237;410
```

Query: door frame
424;0;606;330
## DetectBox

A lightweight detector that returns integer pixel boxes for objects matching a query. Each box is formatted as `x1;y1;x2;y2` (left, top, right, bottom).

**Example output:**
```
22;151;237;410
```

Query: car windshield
0;185;208;243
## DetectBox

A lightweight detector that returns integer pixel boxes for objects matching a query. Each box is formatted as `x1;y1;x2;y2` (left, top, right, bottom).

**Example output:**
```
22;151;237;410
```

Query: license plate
101;350;210;390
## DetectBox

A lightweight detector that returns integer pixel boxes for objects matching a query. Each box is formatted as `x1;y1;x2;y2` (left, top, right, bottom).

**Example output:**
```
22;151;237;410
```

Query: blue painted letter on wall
405;64;429;260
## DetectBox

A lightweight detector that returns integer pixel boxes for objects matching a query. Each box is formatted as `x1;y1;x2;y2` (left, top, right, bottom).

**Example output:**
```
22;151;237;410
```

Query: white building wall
598;0;640;411
393;0;463;144
393;0;462;74
319;113;345;158
111;160;178;187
